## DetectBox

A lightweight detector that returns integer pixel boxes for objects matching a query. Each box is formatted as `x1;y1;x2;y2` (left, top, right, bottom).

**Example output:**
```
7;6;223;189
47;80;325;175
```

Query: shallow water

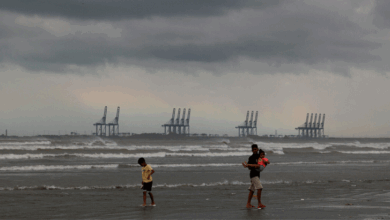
0;136;389;219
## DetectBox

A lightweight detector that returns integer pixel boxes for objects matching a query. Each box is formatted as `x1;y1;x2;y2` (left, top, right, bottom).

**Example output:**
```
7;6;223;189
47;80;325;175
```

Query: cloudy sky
1;0;390;137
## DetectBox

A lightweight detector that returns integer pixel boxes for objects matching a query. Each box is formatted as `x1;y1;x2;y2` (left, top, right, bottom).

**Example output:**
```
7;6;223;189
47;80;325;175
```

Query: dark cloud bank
0;0;282;20
0;0;388;75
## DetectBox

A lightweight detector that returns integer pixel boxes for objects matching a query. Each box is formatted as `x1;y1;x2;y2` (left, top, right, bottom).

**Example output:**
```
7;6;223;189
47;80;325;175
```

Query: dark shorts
142;181;153;192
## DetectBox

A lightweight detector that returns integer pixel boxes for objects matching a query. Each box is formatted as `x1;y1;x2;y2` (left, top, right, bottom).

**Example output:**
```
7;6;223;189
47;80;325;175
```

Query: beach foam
0;163;240;171
0;151;250;160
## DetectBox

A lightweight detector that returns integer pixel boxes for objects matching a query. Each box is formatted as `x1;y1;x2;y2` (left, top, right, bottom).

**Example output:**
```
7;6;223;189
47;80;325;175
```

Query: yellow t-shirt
142;165;153;183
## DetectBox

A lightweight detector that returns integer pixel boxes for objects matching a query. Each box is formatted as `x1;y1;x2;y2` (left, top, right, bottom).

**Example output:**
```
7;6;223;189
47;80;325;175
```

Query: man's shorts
142;181;153;192
248;177;263;191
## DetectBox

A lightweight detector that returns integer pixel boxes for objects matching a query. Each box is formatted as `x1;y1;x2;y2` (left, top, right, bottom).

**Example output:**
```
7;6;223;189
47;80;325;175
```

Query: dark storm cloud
373;0;390;28
0;0;384;75
0;0;282;20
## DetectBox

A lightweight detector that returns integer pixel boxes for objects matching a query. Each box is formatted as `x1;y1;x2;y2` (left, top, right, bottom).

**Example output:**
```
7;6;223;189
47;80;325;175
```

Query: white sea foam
254;141;390;154
166;152;249;157
0;144;218;152
152;163;239;168
254;142;332;155
0;180;298;191
4;160;387;171
0;163;240;171
329;142;390;149
336;151;390;154
273;160;390;165
0;151;250;160
0;141;51;146
257;141;331;150
0;164;118;171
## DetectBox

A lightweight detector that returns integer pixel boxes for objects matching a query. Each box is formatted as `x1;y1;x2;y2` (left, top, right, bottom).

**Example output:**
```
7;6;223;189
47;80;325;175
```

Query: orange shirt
258;158;269;167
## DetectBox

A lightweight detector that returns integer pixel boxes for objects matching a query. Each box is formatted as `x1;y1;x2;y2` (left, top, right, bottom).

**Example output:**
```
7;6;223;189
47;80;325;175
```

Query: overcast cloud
0;0;387;75
1;0;390;137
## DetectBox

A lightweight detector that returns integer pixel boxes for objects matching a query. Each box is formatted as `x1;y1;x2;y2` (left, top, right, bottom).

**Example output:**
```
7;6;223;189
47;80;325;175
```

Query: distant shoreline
1;134;390;143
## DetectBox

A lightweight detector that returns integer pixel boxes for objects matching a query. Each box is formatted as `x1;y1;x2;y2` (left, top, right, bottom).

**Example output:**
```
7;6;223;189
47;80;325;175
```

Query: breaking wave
0;163;240;171
335;151;390;154
0;180;296;191
0;144;227;152
0;179;343;191
0;152;250;160
0;141;51;146
273;160;390;165
2;160;387;171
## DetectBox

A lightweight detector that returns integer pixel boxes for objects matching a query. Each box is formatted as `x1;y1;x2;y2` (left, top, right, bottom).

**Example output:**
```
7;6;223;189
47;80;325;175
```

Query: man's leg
246;190;254;208
257;189;262;206
149;192;155;205
142;191;147;206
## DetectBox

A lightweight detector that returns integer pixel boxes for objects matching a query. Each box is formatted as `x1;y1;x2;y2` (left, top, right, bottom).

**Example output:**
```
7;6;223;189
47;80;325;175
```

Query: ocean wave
329;141;390;149
0;180;298;191
0;141;51;146
0;164;118;171
254;141;390;154
273;160;390;165
3;160;388;171
336;151;390;154
119;163;240;168
0;145;225;152
0;152;250;160
0;163;241;171
256;141;332;151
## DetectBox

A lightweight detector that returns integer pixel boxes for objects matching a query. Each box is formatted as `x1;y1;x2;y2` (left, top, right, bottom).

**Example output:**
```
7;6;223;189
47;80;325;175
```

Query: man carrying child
242;144;270;209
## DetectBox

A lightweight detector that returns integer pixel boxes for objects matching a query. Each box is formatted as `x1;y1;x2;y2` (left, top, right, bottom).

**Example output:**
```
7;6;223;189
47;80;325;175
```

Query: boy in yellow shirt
138;157;155;207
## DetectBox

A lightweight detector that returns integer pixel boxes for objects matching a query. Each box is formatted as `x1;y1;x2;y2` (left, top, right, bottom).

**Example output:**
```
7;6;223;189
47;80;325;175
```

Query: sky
1;0;390;137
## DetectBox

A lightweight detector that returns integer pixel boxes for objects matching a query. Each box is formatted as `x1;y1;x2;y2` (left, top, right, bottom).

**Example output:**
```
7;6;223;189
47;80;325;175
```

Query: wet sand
0;136;389;219
1;180;389;219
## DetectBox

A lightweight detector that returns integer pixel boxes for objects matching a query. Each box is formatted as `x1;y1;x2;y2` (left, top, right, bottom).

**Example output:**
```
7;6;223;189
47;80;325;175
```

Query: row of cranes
93;107;325;138
93;107;191;136
295;113;325;138
162;108;191;135
235;111;259;137
93;106;120;136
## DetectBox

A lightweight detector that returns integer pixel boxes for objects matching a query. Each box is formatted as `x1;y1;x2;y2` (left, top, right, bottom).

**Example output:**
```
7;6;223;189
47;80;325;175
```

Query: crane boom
317;114;321;128
171;108;176;125
181;108;186;125
186;108;191;125
249;111;254;127
309;113;313;128
176;108;181;124
305;113;309;128
245;111;249;126
253;111;258;127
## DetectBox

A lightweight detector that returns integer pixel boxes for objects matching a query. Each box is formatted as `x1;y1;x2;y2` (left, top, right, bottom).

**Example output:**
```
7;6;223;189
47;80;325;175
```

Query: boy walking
138;157;155;207
242;144;265;209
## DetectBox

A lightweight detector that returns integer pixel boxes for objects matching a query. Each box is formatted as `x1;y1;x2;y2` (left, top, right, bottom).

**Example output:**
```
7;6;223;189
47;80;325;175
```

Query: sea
0;136;389;219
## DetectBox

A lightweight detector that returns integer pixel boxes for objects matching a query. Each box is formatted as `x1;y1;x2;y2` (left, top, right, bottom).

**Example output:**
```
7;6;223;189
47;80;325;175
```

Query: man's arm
246;163;260;168
147;170;155;180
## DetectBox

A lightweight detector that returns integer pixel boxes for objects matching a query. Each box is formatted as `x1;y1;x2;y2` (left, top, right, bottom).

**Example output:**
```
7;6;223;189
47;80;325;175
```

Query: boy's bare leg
246;190;254;208
142;191;147;206
149;192;155;205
